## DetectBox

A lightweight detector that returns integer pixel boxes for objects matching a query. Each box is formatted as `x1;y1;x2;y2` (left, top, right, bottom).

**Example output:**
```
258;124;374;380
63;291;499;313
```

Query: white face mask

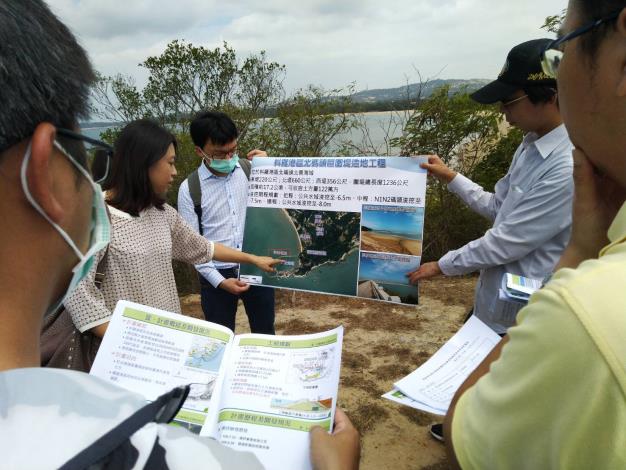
20;141;111;315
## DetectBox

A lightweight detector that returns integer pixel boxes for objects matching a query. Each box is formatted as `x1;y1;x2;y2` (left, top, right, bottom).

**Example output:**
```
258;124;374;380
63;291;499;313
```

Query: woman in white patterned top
64;119;280;338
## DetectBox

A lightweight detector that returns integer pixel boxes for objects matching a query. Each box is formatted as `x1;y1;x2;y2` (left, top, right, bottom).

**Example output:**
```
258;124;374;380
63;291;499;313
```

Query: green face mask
202;151;239;174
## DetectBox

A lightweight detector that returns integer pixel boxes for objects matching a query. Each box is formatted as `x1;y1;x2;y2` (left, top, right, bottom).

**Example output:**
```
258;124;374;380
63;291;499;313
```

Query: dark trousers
199;268;275;334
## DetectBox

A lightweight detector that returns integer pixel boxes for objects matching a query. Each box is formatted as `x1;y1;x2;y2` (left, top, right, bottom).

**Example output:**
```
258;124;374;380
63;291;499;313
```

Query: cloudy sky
48;0;567;94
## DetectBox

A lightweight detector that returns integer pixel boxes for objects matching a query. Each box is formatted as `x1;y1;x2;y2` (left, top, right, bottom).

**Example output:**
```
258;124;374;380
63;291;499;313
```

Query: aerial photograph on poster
240;208;361;296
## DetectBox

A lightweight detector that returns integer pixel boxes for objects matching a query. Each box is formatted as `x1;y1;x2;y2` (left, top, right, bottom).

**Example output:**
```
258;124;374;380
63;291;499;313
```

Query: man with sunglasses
441;3;626;468
409;39;574;337
0;1;359;468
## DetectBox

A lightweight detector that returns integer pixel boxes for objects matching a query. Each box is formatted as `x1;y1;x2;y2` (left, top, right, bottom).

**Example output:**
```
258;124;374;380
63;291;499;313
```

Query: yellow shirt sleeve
451;282;626;470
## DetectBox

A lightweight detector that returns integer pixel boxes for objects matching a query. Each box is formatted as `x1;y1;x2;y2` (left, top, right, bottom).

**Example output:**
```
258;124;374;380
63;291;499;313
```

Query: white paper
393;317;500;413
382;388;445;416
90;301;234;433
206;328;343;470
247;157;426;212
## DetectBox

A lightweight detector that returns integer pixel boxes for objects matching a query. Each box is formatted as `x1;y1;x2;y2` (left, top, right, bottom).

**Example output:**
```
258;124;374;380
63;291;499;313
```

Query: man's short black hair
105;119;177;216
523;85;558;105
0;0;95;155
190;111;239;148
576;0;626;55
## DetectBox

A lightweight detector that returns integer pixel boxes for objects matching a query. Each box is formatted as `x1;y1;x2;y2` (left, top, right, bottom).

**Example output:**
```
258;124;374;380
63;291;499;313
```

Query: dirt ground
180;276;477;470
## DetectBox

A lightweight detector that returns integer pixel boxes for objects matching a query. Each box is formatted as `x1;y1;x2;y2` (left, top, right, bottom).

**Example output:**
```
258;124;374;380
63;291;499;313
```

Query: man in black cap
407;39;574;440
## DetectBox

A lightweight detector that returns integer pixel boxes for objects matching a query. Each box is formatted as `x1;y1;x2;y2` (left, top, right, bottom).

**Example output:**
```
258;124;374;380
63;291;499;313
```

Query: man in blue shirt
408;39;574;335
178;111;276;334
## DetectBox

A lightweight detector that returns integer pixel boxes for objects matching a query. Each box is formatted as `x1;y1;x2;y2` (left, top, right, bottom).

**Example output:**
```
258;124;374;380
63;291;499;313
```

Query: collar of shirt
602;201;626;254
198;160;242;181
106;204;150;220
104;191;149;220
521;124;569;160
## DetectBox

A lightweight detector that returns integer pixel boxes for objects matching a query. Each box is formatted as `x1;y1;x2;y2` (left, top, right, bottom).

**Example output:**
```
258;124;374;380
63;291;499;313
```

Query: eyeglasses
56;128;114;184
205;146;238;159
501;94;528;108
541;9;622;78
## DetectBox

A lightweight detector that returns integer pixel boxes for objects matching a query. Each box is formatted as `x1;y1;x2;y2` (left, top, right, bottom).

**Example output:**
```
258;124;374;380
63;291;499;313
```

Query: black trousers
199;268;275;334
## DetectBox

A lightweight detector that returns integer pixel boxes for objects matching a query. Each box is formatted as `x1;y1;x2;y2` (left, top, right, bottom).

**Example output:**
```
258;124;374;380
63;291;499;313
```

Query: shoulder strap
94;205;112;289
187;169;203;236
59;385;190;470
93;246;110;289
239;158;251;180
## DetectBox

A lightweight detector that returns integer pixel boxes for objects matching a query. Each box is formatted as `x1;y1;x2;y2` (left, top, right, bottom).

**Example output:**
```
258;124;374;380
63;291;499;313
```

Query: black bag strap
239;158;252;179
187;169;203;237
93;246;110;289
59;385;190;470
187;160;251;237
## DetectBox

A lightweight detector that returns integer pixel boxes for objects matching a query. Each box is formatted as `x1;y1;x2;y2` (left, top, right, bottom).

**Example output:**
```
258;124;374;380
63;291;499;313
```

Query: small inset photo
360;205;423;256
357;252;420;305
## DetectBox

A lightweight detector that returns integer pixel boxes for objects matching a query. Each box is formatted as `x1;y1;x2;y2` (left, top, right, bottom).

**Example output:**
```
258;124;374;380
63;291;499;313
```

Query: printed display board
240;156;427;305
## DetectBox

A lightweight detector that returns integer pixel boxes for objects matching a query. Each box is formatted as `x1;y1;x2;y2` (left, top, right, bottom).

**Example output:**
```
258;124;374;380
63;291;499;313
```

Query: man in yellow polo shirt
443;1;626;468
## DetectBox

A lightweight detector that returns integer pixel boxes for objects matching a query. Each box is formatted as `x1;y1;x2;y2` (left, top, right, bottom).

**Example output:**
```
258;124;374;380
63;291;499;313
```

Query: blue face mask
20;141;111;315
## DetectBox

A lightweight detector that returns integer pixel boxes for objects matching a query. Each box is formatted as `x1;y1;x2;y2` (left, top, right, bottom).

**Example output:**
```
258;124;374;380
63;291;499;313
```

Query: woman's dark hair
523;85;558;105
190;111;239;148
576;0;626;55
104;119;177;216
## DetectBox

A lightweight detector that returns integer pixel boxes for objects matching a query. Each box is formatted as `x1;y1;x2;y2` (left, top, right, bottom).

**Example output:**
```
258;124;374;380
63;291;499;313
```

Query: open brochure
383;316;500;415
90;300;343;470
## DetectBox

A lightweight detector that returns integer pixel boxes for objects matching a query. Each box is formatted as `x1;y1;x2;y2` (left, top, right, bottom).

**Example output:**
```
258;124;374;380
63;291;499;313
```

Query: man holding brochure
408;39;574;336
444;1;626;468
0;1;360;469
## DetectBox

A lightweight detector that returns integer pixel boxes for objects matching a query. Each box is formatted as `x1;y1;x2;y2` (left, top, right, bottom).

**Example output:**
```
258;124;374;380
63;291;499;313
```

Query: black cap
470;39;556;104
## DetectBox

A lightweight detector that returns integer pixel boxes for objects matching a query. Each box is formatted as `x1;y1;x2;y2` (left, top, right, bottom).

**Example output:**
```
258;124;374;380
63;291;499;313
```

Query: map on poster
240;157;427;305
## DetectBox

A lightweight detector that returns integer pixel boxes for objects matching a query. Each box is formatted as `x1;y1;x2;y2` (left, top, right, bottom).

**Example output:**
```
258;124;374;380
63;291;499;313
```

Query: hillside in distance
82;78;492;126
349;78;490;104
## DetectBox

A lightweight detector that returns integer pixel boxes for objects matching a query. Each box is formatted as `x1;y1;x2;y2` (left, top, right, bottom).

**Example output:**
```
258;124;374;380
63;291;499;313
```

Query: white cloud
47;0;567;93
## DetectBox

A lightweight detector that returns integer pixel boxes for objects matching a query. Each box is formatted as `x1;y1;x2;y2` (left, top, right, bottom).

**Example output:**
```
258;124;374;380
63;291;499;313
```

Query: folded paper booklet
499;273;543;304
90;300;343;470
383;316;500;415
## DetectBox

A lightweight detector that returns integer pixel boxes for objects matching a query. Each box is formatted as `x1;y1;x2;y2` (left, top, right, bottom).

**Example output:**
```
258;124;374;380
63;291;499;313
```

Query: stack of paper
499;273;542;304
382;316;501;415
